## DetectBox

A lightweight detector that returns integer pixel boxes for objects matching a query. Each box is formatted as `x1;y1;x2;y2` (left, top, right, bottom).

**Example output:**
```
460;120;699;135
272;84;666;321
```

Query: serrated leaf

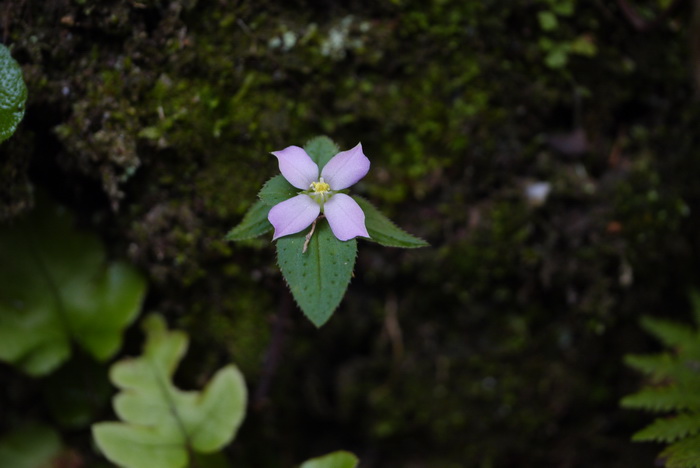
0;198;146;376
353;196;429;248
225;200;272;241
301;451;359;468
259;175;298;206
304;135;340;170
0;44;27;143
276;221;357;327
92;315;247;468
633;414;700;443
0;424;62;468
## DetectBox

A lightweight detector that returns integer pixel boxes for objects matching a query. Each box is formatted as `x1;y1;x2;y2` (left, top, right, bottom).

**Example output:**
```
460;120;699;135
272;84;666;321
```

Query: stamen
310;178;331;194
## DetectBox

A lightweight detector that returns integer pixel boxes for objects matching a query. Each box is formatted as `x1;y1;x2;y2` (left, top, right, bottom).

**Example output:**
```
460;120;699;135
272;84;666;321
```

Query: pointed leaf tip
352;196;429;248
226;200;273;241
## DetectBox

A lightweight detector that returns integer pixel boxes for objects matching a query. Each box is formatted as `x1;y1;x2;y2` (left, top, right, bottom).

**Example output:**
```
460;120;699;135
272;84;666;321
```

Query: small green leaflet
277;221;357;327
301;451;359;468
258;175;298;206
92;315;247;468
632;414;700;443
0;44;28;143
304;135;340;170
0;198;146;376
353;196;429;248
225;200;272;241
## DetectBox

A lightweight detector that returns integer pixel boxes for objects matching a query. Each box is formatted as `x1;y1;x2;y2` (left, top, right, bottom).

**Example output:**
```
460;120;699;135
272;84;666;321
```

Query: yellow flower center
308;178;332;204
310;180;330;194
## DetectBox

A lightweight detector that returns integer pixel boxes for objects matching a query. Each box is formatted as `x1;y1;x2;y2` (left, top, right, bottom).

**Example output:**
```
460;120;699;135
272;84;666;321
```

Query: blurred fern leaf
623;302;700;467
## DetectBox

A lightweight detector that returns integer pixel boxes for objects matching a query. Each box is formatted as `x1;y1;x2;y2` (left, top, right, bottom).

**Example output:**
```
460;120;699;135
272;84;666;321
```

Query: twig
302;216;323;253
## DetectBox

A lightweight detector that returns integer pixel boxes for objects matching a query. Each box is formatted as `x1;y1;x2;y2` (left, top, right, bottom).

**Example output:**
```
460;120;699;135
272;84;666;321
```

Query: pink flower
268;143;371;241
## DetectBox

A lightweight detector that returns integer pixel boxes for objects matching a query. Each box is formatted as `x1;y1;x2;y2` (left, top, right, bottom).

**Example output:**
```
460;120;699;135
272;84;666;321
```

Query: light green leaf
353;196;429;248
301;451;359;468
277;221;357;327
0;44;27;143
570;35;597;57
92;314;247;468
537;11;559;31
304;135;340;170
225;200;272;241
545;46;569;69
0;424;62;468
258;175;298;206
0;198;146;376
551;0;574;16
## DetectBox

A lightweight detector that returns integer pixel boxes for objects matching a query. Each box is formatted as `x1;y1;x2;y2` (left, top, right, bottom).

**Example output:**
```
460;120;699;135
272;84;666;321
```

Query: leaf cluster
622;294;700;467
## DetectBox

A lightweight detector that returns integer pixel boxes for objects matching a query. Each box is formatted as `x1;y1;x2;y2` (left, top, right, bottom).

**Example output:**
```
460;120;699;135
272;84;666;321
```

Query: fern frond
633;413;700;443
661;434;700;468
641;317;697;351
622;386;700;412
625;310;700;466
625;353;682;381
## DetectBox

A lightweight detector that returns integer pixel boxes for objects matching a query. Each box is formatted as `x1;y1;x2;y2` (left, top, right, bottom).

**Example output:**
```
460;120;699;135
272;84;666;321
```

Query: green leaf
537;11;559;31
0;198;146;376
544;46;569;69
0;424;62;468
92;314;247;468
353;196;429;248
277;221;357;327
0;44;27;143
304;135;340;170
624;353;680;381
258;175;298;206
301;451;359;468
633;414;700;443
661;434;700;468
225;200;273;241
570;35;597;57
622;387;700;412
551;0;574;16
641;316;697;350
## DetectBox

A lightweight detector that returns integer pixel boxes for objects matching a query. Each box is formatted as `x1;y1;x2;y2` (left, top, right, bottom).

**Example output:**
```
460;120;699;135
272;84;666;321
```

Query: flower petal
268;194;321;240
271;146;319;190
320;143;370;190
324;194;369;241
